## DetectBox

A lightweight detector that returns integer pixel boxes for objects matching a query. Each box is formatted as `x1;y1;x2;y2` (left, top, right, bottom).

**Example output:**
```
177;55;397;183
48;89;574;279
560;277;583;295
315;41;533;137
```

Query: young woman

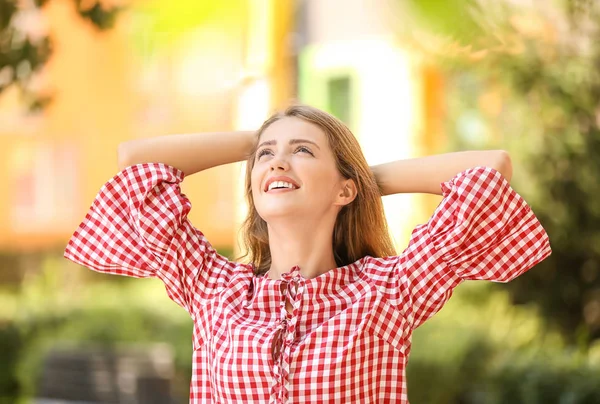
64;104;551;403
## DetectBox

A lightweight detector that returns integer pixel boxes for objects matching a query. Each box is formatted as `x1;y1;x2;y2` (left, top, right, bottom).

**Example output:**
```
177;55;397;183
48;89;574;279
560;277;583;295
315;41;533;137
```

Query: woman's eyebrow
289;139;320;150
257;139;276;149
257;139;321;150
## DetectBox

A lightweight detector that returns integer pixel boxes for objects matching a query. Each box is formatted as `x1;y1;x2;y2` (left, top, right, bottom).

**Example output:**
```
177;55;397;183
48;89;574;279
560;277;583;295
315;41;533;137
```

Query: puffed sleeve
396;166;551;330
63;163;242;316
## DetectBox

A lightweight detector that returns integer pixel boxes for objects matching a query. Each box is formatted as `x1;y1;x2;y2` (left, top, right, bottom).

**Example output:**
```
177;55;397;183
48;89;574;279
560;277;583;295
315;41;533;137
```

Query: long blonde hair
240;105;396;275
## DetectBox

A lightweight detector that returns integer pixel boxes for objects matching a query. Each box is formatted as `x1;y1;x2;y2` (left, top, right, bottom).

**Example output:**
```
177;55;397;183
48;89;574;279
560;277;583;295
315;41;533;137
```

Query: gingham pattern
64;163;552;403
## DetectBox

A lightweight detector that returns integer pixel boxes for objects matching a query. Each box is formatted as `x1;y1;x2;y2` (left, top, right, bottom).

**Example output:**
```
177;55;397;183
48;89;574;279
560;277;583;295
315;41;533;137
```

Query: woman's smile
264;176;301;193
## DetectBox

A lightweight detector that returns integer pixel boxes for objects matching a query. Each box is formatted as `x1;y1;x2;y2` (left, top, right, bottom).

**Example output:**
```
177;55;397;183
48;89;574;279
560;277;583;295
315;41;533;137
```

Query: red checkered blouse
64;163;551;403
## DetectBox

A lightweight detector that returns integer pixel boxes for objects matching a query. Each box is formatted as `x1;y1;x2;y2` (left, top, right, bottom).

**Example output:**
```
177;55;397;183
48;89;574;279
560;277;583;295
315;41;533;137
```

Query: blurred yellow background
0;0;445;254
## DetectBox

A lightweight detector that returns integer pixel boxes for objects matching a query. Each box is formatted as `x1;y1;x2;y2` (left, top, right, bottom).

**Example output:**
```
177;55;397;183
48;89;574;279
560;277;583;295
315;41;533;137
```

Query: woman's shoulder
355;255;399;279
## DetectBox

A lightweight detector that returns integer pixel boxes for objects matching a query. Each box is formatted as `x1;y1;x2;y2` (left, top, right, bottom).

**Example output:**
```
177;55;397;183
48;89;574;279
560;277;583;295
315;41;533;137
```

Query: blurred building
0;0;444;261
0;0;294;256
296;0;446;247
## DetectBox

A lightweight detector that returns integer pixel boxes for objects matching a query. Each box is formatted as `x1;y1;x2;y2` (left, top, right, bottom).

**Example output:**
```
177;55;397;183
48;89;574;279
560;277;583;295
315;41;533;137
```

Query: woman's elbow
494;150;513;183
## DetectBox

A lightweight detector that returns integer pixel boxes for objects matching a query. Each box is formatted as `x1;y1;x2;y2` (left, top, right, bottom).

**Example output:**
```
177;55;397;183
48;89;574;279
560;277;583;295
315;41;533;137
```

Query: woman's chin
258;203;305;220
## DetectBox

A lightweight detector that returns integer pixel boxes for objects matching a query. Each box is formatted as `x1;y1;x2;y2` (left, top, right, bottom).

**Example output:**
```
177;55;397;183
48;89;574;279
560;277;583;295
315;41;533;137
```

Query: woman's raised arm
117;131;256;175
370;150;512;196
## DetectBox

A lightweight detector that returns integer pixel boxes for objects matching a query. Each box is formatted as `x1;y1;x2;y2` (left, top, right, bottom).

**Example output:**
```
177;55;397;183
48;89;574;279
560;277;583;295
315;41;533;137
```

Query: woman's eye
257;148;273;159
295;146;314;155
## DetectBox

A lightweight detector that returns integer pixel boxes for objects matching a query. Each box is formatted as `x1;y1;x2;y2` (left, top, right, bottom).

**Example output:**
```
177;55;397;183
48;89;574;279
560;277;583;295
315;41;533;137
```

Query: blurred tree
0;0;122;111
404;0;600;345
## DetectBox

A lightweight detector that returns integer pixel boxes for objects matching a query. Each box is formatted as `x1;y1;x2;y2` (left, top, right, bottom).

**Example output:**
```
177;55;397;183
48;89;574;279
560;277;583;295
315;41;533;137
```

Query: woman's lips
266;187;298;194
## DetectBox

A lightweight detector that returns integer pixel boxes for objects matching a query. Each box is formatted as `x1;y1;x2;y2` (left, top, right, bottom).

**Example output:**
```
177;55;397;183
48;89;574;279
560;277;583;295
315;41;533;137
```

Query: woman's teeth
268;181;295;191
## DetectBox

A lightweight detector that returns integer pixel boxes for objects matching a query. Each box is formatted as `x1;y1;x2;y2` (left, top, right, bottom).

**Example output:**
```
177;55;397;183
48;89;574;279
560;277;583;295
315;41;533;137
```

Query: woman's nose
269;155;290;171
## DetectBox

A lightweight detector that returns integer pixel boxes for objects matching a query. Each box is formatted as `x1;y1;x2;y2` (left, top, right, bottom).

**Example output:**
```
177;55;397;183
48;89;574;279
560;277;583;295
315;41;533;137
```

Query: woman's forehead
260;117;326;144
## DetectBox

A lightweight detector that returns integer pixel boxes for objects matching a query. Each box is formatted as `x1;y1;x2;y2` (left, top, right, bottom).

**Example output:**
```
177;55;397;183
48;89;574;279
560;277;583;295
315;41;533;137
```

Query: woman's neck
265;217;338;280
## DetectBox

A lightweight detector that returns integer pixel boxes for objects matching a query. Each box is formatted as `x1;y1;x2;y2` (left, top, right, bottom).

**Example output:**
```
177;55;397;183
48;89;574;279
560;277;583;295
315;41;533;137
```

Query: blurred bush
405;0;600;345
0;253;193;403
408;282;600;403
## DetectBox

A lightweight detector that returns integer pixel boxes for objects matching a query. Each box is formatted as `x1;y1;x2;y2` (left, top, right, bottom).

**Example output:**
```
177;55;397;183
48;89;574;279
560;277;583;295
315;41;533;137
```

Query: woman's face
251;116;349;222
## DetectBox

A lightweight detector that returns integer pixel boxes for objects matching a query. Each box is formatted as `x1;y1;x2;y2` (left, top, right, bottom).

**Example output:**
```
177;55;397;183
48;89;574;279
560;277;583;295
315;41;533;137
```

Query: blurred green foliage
0;0;122;110
406;0;600;345
0;253;194;403
408;283;600;403
405;0;486;43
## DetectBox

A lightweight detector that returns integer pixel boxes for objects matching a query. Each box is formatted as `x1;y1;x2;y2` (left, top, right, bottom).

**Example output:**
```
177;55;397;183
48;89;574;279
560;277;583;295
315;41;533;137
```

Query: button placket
270;267;305;403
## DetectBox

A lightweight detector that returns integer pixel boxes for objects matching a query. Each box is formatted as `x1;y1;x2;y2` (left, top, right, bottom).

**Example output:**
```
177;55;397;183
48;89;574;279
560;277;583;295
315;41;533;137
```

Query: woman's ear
336;178;358;207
